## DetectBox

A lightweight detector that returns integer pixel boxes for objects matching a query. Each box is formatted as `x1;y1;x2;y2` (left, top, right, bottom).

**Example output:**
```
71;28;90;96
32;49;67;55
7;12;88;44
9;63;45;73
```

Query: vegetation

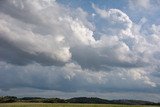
0;103;160;107
0;96;17;103
0;96;160;106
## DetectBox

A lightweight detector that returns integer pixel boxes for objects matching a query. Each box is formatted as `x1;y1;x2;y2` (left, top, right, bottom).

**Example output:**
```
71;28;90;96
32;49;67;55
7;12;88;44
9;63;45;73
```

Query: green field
0;103;159;107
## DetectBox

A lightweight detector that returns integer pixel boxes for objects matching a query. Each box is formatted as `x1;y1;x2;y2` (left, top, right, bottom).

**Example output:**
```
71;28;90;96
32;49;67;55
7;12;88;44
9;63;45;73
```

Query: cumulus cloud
0;0;160;100
92;4;133;38
0;0;72;65
0;0;144;69
0;0;95;65
71;5;149;70
0;62;157;93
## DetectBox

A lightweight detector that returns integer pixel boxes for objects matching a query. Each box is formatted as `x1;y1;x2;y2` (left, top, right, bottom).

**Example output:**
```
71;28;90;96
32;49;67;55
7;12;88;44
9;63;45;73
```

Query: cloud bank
0;0;160;101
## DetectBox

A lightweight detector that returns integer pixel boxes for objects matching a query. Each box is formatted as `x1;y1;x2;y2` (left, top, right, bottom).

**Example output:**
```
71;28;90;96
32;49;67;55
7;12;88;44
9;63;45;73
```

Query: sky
0;0;160;102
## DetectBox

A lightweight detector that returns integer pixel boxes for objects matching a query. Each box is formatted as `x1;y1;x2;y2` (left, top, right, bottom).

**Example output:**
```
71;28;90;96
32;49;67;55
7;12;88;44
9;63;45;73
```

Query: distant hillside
111;99;156;105
67;97;159;105
0;96;160;105
66;97;112;104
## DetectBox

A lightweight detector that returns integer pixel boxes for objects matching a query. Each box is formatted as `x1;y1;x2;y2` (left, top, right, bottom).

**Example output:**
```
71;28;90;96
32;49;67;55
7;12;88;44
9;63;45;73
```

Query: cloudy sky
0;0;160;102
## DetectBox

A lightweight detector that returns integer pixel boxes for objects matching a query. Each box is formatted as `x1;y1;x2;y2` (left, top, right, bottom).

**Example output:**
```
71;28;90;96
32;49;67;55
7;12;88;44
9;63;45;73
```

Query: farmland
0;103;159;107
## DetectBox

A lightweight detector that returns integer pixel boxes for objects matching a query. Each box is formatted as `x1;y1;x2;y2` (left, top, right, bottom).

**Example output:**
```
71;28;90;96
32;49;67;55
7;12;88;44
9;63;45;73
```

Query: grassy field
0;103;159;107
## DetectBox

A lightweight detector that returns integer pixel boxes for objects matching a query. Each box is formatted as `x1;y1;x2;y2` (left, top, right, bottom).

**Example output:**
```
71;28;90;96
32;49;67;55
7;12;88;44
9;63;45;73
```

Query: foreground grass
0;103;159;107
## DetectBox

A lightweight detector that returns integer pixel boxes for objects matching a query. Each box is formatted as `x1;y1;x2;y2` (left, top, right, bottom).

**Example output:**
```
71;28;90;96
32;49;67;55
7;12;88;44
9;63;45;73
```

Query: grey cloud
71;46;147;70
0;0;150;69
0;0;72;66
0;38;65;66
0;62;159;93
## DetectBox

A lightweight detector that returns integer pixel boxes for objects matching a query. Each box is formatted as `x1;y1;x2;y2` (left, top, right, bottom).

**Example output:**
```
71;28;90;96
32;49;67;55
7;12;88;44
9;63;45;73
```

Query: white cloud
0;0;95;65
92;4;133;38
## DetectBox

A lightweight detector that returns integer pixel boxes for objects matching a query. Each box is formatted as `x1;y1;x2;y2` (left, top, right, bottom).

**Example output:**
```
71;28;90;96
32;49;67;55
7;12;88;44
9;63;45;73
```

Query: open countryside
0;103;160;107
0;97;160;107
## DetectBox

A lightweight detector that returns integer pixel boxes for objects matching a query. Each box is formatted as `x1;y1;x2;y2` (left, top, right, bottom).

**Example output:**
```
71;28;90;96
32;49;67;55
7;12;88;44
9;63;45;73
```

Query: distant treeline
0;96;160;105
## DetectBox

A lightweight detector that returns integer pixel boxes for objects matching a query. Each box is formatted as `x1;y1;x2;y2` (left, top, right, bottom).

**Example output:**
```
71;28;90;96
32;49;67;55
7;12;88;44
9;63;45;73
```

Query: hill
0;96;160;105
